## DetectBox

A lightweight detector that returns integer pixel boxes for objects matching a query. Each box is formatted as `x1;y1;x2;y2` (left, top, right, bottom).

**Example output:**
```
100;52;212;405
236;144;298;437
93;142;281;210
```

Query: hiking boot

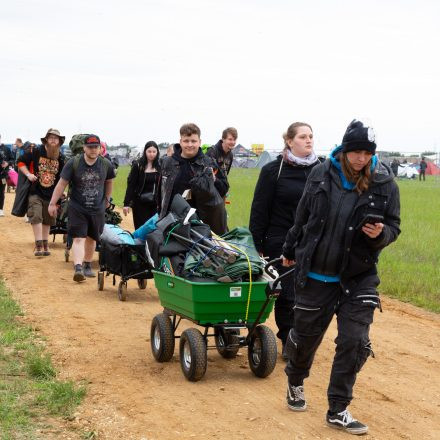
326;409;368;435
287;383;307;411
73;264;86;282
82;262;96;278
34;240;44;257
42;240;50;256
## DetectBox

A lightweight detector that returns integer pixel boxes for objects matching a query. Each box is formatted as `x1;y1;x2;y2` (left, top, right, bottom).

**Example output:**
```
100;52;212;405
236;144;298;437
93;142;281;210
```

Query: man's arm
105;178;114;208
48;178;69;217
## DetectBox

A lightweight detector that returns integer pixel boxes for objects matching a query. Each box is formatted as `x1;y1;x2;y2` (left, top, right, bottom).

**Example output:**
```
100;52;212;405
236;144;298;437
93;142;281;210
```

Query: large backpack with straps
69;134;91;156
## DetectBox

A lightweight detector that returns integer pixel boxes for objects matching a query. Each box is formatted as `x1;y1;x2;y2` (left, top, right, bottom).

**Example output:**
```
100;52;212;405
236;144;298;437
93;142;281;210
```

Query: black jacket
158;145;229;231
0;144;14;179
206;140;233;176
123;159;160;207
249;156;319;255
282;158;401;293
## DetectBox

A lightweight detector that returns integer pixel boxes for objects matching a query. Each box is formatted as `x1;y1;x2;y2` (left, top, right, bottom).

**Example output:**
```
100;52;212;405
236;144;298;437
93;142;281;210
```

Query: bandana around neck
283;148;318;167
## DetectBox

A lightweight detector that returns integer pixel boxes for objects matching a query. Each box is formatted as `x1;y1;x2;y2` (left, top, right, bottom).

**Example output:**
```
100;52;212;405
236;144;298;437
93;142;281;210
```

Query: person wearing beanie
281;119;401;435
249;122;321;359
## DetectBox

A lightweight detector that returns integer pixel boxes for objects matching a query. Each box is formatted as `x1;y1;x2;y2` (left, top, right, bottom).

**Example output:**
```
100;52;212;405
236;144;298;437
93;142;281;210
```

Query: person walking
281;120;401;435
123;141;161;229
419;157;427;181
17;129;65;254
249;122;320;356
0;135;14;217
159;123;229;235
49;134;115;282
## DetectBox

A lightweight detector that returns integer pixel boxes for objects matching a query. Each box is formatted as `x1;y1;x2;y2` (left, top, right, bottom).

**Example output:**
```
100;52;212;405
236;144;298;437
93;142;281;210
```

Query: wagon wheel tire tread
118;281;127;301
179;328;207;382
214;328;240;359
137;279;147;290
150;313;175;362
98;272;104;291
248;325;277;378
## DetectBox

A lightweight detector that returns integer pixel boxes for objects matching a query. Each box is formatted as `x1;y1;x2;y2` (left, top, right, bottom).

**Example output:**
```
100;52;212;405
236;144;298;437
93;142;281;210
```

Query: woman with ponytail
249;122;321;355
281;120;401;435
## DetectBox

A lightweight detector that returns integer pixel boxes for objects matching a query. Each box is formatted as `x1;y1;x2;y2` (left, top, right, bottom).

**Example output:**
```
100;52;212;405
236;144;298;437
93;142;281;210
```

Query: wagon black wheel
118;281;127;301
151;313;175;362
64;249;69;262
179;328;207;382
97;272;104;291
137;278;147;290
214;328;240;359
247;325;277;378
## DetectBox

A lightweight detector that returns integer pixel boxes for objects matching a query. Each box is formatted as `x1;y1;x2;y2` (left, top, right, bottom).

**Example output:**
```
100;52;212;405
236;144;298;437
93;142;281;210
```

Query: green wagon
150;259;294;381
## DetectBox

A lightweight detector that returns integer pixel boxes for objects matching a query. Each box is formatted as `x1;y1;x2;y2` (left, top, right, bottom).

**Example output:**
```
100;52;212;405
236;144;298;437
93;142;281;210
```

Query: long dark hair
139;141;160;170
341;152;372;194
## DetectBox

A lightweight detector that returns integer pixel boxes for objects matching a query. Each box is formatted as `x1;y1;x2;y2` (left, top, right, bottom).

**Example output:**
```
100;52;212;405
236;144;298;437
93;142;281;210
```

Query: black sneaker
82;262;96;278
326;409;368;435
286;383;306;411
73;265;86;282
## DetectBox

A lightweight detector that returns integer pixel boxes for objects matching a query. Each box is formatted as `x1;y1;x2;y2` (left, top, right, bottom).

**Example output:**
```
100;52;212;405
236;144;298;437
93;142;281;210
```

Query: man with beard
18;129;66;256
49;134;115;282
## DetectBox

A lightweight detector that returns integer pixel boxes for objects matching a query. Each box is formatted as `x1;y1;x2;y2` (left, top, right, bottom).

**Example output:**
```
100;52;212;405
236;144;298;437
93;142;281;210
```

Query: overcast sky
1;0;439;154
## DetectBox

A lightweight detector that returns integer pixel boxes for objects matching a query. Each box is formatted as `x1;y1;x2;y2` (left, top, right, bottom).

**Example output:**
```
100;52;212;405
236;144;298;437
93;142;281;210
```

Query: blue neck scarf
329;146;377;190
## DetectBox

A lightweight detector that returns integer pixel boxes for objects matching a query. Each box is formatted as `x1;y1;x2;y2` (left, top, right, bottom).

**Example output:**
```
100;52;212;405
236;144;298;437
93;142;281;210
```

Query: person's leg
41;199;55;256
71;237;86;266
0;182;5;214
325;283;379;435
284;279;340;410
67;204;88;282
28;195;45;256
82;211;105;277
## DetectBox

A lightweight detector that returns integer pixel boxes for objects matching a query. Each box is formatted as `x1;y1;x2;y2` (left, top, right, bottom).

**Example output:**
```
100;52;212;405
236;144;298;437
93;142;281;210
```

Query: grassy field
113;166;440;313
0;280;87;439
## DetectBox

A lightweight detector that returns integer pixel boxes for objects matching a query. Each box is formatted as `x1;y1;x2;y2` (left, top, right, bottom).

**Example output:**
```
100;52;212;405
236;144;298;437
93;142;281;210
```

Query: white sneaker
0;209;4;217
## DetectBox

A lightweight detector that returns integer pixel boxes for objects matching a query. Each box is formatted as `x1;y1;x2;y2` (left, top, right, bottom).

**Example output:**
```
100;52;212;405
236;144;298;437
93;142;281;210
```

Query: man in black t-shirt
49;134;115;282
18;128;65;256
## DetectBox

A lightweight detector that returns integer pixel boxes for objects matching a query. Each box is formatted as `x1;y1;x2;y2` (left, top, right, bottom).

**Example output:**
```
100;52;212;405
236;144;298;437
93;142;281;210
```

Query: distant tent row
231;149;279;169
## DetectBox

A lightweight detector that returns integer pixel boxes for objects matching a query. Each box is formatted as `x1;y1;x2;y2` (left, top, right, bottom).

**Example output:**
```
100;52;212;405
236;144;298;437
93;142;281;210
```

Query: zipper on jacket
320;191;346;273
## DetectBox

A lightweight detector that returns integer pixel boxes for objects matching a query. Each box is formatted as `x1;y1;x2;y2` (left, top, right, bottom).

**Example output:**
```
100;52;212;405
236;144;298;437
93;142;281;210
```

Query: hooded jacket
206;140;234;176
249;155;319;255
158;144;229;223
282;148;400;294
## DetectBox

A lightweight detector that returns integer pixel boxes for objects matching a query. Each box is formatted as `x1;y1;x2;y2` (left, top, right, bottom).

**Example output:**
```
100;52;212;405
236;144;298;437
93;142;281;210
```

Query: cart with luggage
150;258;293;382
97;236;154;301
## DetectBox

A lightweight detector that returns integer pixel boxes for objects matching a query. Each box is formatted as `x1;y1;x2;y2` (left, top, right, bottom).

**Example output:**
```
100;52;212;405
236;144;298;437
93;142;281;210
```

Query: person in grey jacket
281;120;401;435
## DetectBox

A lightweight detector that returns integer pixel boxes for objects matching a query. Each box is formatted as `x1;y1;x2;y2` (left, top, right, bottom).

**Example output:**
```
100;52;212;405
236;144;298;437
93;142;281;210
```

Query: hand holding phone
356;214;384;230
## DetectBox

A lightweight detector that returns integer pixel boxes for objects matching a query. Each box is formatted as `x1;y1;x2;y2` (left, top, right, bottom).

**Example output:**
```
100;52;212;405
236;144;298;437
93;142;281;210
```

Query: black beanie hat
341;119;376;154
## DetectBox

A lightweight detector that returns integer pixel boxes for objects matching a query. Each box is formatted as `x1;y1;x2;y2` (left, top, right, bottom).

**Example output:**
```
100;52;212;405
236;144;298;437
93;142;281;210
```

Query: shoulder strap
277;159;283;180
99;155;110;177
73;154;81;174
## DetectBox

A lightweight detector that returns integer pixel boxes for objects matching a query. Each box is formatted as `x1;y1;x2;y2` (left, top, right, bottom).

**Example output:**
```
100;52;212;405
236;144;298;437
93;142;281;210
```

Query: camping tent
426;162;440;175
231;158;257;168
397;164;418;178
255;151;278;168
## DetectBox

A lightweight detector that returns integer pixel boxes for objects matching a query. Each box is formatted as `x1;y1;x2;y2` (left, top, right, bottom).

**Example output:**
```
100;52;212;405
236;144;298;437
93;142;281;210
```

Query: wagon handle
264;257;283;279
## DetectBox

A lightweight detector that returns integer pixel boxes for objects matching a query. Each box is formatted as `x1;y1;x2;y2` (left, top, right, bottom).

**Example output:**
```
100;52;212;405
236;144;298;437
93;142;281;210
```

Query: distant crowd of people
0;119;402;436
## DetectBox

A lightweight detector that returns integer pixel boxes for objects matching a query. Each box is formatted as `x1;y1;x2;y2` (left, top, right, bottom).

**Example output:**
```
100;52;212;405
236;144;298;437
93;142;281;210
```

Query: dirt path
1;192;439;439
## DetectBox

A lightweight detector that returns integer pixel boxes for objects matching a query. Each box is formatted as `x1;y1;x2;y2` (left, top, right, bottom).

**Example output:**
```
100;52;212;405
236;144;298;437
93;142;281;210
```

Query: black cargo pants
284;276;380;413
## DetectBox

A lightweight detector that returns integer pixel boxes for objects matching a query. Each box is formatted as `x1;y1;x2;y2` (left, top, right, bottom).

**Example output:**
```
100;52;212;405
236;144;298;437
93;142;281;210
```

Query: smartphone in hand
356;214;384;230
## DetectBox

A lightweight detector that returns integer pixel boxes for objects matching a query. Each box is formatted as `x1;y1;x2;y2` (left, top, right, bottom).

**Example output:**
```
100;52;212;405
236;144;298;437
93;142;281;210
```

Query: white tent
397;164;419;178
255;151;278;168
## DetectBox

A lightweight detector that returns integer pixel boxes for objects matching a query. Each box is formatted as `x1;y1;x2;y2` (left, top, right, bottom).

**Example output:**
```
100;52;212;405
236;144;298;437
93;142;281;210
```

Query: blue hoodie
329;146;377;190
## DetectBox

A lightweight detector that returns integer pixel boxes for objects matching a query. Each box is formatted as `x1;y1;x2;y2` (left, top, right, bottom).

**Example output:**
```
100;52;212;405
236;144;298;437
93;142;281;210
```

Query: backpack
69;134;91;156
